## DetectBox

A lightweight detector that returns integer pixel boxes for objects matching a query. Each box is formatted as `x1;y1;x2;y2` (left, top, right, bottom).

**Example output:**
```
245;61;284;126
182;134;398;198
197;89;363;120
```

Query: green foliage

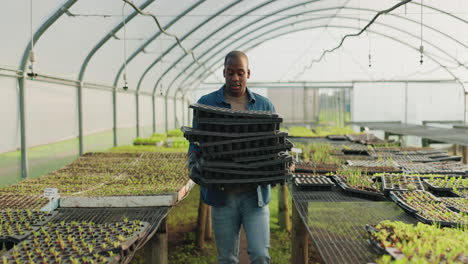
287;126;357;138
110;145;187;153
293;142;342;164
288;127;316;137
167;129;184;137
167;137;190;148
313;126;355;136
372;221;468;264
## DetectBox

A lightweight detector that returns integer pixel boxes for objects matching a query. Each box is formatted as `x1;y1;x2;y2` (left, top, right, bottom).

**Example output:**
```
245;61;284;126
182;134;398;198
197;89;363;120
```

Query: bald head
223;51;250;97
224;51;249;67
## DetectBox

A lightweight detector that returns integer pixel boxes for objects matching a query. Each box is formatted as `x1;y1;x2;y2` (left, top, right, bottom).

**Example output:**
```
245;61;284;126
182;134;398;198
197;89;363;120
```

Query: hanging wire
159;38;163;96
122;0;218;80
28;0;37;78
419;0;424;65
368;31;372;68
122;2;129;90
293;0;413;80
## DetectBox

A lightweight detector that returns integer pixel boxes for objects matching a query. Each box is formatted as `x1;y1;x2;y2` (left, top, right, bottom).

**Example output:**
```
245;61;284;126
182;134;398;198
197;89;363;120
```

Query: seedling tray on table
325;135;348;141
294;161;341;174
400;162;468;175
365;225;405;260
440;198;468;214
332;175;385;200
0;210;58;244
60;180;195;208
389;190;465;227
1;220;149;264
292;174;334;190
422;176;467;192
0;194;56;211
182;126;276;143
381;174;425;194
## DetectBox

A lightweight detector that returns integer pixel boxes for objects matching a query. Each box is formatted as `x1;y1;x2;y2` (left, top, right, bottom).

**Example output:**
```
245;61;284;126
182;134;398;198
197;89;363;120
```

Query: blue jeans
211;191;270;264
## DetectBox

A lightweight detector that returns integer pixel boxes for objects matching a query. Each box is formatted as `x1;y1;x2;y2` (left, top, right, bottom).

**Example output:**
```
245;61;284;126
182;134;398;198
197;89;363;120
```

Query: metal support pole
181;97;185;126
152;95;156;133
19;75;29;179
143;217;168;264
136;93;140;137
78;82;84;155
463;146;468;165
113;89;118;147
292;201;308;264
174;96;178;128
164;96;169;132
187;99;191;126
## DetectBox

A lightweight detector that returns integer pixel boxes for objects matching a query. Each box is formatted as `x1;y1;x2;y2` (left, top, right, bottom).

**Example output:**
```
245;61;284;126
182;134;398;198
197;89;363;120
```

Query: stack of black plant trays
183;103;293;189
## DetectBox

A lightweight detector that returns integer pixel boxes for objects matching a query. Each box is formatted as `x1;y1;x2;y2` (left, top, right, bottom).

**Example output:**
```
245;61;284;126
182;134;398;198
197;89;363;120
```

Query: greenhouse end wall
352;82;464;124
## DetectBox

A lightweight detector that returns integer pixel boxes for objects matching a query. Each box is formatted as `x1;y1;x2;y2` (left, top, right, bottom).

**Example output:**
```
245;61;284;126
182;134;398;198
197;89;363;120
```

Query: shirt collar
215;84;257;104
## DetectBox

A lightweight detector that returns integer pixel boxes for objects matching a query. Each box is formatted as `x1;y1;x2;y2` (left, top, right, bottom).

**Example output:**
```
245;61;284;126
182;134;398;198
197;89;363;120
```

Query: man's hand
188;152;203;184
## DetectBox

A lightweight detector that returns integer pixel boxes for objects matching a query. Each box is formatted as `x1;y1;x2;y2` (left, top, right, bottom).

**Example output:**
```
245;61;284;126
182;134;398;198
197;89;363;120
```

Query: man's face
223;56;250;97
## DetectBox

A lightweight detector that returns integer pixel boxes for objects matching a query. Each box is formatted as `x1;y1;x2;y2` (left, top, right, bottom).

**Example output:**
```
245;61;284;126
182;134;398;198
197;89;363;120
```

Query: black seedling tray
325;135;348;141
365;225;405;260
201;155;292;169
440;198;468;214
388;191;420;215
199;175;286;189
293;175;334;190
232;153;280;163
182;126;277;143
194;118;280;133
381;175;425;193
190;103;279;119
0;226;39;244
294;162;340;174
197;132;287;152
387;191;463;227
200;139;293;160
203;167;288;179
342;149;370;156
413;213;461;228
422;178;467;192
431;156;462;162
332;175;386;200
0;210;57;226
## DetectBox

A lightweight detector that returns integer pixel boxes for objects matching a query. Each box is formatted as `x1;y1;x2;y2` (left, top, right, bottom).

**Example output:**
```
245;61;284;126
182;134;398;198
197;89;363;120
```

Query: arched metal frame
171;6;467;98
15;0;468;178
76;0;156;153
169;6;466;99
112;0;467;132
182;15;463;95
183;23;461;98
17;0;78;178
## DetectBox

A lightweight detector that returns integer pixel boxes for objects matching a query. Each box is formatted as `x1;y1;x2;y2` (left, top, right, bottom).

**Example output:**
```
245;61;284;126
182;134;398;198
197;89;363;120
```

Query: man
188;51;275;264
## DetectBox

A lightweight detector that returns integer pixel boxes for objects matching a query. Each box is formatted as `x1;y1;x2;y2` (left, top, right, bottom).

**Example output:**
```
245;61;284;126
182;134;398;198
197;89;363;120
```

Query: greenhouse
0;0;467;263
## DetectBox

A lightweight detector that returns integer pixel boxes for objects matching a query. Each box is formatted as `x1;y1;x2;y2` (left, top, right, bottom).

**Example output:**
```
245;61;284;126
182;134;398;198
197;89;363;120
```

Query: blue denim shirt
188;85;276;207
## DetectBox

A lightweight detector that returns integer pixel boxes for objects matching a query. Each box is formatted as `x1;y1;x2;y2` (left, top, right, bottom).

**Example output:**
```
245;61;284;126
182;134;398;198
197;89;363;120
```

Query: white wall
26;80;78;147
83;88;113;134
352;82;464;124
0;77;20;153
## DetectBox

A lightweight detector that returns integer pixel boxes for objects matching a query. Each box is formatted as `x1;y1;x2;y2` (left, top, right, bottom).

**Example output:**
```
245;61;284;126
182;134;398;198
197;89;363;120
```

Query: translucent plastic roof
2;0;467;98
